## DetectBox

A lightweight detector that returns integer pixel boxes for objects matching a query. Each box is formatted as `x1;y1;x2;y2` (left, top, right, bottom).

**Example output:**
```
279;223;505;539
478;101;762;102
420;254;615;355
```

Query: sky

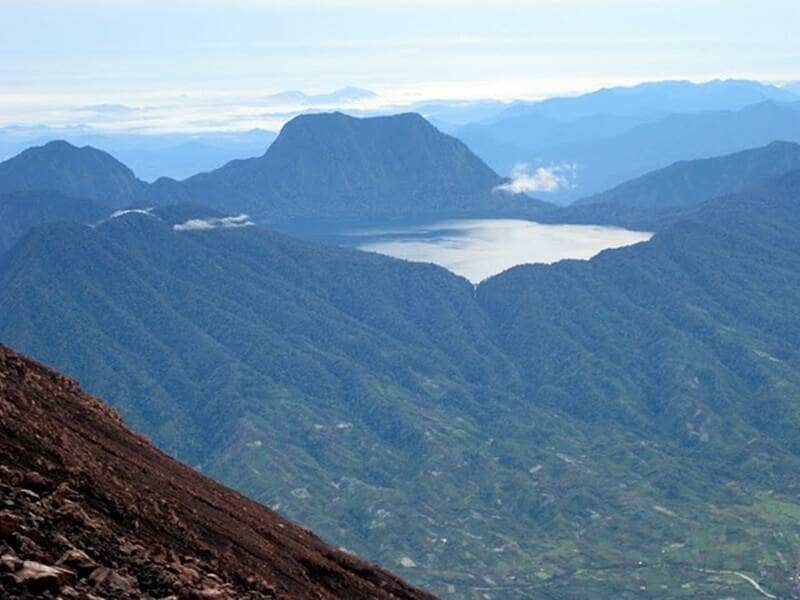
1;0;799;131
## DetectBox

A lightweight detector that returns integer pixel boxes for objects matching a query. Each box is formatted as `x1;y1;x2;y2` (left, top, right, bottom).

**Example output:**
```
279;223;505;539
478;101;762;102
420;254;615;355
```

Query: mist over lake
349;219;653;283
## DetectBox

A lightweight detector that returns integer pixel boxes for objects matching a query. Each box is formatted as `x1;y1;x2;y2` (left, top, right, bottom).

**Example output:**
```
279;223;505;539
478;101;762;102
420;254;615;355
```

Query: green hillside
3;172;800;597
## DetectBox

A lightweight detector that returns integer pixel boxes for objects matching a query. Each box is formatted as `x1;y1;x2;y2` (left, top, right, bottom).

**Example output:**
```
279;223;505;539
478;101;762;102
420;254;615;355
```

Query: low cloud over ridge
495;163;576;194
173;214;255;231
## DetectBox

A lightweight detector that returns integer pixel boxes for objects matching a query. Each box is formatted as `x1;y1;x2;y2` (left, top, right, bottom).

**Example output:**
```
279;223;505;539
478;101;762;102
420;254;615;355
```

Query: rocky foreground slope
0;344;435;600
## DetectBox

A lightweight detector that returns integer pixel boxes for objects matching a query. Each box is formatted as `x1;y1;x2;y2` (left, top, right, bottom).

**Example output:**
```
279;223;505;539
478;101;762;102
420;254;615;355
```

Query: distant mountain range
539;140;800;229
262;86;378;106
490;78;798;122
574;140;800;208
453;80;800;202
4;164;800;596
0;343;433;600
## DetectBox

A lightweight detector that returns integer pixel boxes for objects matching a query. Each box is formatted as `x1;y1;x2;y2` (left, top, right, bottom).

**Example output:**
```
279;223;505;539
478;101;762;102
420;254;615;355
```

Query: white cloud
173;213;255;231
109;208;154;219
494;163;577;194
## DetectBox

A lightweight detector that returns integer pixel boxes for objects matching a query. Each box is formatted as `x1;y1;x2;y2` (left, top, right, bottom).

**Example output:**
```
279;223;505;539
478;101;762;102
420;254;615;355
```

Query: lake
343;219;653;283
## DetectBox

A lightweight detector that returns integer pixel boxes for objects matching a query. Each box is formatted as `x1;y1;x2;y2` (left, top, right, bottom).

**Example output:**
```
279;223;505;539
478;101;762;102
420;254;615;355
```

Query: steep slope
4;187;800;597
0;140;148;208
151;112;543;221
480;171;800;447
574;140;800;208
0;207;539;597
0;190;104;253
0;344;435;599
536;141;800;230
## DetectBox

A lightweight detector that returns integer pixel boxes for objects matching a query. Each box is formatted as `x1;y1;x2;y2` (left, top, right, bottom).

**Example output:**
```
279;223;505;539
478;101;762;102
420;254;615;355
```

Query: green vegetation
3;171;800;597
0;140;147;208
148;111;550;222
0;190;103;252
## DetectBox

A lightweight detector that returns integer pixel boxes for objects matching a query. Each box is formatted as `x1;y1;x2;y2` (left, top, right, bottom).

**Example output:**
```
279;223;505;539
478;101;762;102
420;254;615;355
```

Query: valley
2;75;800;599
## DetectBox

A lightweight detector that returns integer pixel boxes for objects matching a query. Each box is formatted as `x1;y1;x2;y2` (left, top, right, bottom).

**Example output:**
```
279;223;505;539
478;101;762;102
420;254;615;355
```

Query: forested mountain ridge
0;190;104;253
456;98;800;203
149;112;545;221
539;140;800;229
574;140;800;208
0;113;549;230
0;140;148;207
4;168;800;596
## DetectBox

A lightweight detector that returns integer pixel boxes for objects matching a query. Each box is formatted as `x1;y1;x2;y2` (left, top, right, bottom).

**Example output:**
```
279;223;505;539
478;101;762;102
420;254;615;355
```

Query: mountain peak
0;140;147;209
160;112;514;221
38;139;79;151
280;111;432;134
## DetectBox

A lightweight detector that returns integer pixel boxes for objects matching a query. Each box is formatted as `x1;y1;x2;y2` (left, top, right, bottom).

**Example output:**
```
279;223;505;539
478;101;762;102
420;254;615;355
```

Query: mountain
0;190;104;253
152;112;539;222
534;141;800;230
0;344;434;600
0;112;545;237
0;140;148;208
0;128;278;182
783;81;800;95
458;100;800;202
4;176;800;597
575;140;800;208
492;78;799;122
0;113;551;246
262;87;378;106
0;206;527;596
454;112;649;185
402;100;513;130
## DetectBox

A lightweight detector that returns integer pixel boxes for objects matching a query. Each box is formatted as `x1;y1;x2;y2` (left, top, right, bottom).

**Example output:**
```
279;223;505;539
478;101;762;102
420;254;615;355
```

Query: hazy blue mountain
574;141;800;209
0;127;277;181
455;111;650;176
520;140;800;236
492;78;799;122
0;190;104;252
537;140;800;231
152;112;543;222
0;140;148;208
403;99;513;130
460;100;800;203
783;81;800;95
5;169;800;596
262;86;378;106
558;101;800;199
82;130;277;181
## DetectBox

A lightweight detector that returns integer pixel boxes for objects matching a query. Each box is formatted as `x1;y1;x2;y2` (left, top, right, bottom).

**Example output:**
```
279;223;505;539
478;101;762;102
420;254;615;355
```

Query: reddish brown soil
0;344;438;600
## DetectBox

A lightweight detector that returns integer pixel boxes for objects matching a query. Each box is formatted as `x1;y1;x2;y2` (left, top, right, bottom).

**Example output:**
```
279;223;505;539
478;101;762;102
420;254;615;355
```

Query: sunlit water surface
348;219;653;283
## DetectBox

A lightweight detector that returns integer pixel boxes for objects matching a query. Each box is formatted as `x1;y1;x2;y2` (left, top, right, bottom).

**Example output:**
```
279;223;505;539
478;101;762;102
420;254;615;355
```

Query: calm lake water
345;219;653;283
